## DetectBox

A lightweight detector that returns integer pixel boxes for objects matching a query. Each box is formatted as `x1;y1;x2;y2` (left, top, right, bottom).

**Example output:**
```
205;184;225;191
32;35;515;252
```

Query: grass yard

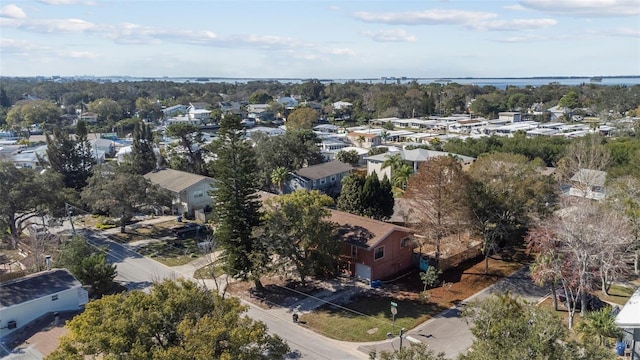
594;283;637;306
193;260;226;279
298;254;526;342
136;241;200;267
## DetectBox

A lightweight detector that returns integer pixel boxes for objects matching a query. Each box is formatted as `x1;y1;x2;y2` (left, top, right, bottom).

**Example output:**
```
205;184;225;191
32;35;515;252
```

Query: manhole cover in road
367;327;378;335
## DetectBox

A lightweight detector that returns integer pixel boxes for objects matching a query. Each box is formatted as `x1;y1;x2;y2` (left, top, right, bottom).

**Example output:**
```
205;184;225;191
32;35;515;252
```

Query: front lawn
299;255;526;341
136;241;200;266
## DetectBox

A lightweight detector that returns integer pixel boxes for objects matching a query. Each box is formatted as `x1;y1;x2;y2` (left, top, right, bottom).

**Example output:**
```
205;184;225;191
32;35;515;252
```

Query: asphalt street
75;222;548;360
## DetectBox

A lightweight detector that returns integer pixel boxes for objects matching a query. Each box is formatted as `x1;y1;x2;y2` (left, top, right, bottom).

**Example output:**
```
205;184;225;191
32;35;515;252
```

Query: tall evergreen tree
45;121;94;191
209;115;266;289
127;120;157;174
336;173;364;215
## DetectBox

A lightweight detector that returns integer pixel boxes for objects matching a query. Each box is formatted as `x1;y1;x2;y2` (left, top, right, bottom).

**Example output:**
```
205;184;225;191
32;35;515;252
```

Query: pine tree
45;122;94;191
336;173;364;215
209;115;266;289
128;121;157;174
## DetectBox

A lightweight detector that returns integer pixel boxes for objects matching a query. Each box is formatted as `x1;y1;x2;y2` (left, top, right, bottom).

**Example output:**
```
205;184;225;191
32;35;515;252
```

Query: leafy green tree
468;153;557;273
337;173;393;220
368;146;389;156
373;343;446;360
336;173;365;215
461;293;614;360
576;306;623;347
0;161;65;238
209;115;267;289
54;235;116;297
135;97;162;121
420;266;442;291
404;156;472;265
262;190;338;284
45;123;94;191
6;99;61;129
286;107;318;130
249;92;273;104
48;279;289;360
125;120;157;175
336;149;360;167
81;165;172;233
252;130;324;189
558;89;581;109
164;123;207;175
87;97;123;124
296;79;324;101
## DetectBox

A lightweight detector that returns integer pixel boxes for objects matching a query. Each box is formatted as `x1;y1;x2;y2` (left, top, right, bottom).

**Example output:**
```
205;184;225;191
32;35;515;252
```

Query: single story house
366;149;475;181
79;112;98;124
346;132;381;149
0;269;88;339
287;161;353;196
162;104;188;118
143;168;215;216
332;209;414;281
569;168;607;200
89;138;115;158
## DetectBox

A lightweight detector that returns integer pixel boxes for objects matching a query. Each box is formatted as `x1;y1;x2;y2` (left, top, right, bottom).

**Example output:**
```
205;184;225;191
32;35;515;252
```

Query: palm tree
270;167;288;194
356;135;366;148
381;153;404;173
392;164;413;191
576;306;622;346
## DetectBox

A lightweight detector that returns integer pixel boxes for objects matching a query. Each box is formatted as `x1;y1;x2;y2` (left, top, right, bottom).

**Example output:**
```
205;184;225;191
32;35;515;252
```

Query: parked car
171;223;207;239
556;289;606;311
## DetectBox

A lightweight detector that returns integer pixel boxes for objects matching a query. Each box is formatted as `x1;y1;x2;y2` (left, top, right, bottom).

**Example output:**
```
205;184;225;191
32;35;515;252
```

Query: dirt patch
229;252;526;312
227;277;327;309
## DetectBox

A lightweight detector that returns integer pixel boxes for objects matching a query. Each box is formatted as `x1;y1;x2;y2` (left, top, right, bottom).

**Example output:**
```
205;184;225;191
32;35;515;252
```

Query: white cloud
352;9;497;25
0;38;47;52
469;18;557;31
503;4;529;11
63;50;97;59
10;18;97;33
608;27;640;37
38;0;96;5
361;29;417;42
0;4;26;19
493;35;550;42
519;0;640;16
326;48;357;56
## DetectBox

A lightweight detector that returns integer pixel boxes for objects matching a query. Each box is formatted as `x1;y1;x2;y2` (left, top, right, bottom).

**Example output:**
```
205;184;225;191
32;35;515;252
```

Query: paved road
81;229;181;291
359;267;548;358
74;221;549;360
80;228;367;359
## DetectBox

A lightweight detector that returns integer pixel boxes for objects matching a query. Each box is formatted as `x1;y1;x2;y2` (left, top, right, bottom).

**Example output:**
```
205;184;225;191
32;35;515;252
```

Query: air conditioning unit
7;320;17;329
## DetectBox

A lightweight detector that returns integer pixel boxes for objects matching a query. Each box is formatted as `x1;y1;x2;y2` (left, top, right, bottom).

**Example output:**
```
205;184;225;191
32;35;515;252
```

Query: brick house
331;210;414;282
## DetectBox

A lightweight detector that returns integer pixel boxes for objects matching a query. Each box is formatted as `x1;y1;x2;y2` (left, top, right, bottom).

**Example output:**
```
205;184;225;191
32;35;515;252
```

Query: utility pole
66;203;76;236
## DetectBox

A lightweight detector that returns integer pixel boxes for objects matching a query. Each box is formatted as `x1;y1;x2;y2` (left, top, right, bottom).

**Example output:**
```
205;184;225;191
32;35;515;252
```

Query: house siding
0;286;87;338
343;230;413;281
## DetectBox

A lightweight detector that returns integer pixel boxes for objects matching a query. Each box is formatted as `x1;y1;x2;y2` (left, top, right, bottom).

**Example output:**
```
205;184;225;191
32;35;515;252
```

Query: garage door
355;263;371;281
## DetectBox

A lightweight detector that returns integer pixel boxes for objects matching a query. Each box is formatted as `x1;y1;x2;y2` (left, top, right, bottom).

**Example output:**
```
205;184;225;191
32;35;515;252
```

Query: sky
0;0;639;79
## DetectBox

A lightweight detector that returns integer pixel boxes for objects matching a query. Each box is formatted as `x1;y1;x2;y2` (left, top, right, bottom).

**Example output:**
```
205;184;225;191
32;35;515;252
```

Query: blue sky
1;0;639;78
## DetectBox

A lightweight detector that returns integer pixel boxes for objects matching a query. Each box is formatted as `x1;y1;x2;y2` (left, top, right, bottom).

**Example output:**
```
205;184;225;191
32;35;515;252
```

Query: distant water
64;76;640;89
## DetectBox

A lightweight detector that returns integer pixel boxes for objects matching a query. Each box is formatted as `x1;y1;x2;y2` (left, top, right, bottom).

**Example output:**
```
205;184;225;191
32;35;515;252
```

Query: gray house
144;168;215;216
287;161;353;196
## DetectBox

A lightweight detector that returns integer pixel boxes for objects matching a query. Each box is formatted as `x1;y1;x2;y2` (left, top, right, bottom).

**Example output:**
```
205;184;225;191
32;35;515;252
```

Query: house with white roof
366;149;475;181
568;168;607;200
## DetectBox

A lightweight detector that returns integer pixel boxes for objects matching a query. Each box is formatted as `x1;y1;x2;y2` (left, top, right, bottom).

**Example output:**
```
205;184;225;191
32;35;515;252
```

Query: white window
374;246;384;260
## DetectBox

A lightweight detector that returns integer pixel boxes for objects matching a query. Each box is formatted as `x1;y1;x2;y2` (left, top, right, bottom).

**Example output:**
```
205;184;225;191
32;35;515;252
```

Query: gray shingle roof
0;269;81;308
144;168;213;193
294;161;353;180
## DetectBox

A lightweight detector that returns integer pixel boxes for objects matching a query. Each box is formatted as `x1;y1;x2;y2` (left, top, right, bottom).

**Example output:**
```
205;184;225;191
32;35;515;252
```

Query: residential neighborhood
1;77;640;360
